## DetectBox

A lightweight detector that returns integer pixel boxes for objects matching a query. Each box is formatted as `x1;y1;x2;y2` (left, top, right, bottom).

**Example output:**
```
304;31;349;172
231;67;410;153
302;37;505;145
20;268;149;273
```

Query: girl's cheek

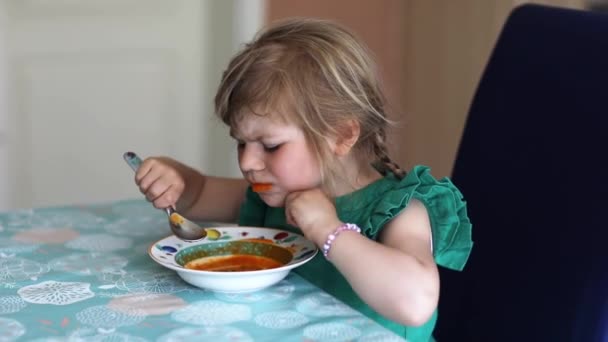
269;148;287;166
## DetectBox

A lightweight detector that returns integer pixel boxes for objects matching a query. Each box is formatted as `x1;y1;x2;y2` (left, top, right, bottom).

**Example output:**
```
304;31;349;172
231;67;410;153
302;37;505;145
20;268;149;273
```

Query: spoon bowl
123;151;210;241
165;207;208;240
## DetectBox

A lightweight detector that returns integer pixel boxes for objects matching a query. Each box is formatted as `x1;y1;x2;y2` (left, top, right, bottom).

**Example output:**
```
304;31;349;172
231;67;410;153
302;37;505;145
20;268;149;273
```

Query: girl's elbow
393;288;438;327
394;301;436;327
404;305;436;327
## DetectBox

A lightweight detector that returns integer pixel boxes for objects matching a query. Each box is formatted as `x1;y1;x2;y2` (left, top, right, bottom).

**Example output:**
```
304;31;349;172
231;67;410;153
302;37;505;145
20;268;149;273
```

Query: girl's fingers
147;176;184;208
285;210;295;227
284;195;300;228
147;182;178;209
134;158;156;185
133;158;184;209
137;172;156;193
145;176;172;201
138;163;168;193
152;185;178;209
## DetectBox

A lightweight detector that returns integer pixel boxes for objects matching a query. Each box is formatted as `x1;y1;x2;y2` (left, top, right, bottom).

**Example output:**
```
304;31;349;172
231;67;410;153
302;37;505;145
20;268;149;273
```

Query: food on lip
252;183;272;192
170;212;185;226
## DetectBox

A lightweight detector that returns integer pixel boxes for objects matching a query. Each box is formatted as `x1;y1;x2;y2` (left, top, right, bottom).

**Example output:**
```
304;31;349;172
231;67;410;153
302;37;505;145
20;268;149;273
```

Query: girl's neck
331;159;383;197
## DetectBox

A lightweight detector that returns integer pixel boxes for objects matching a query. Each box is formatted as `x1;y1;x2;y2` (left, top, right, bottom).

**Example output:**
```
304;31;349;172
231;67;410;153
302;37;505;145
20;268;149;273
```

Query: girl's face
232;112;322;207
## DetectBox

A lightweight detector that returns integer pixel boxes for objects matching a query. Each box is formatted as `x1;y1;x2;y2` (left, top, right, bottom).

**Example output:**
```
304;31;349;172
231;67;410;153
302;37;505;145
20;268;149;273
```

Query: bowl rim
148;225;318;277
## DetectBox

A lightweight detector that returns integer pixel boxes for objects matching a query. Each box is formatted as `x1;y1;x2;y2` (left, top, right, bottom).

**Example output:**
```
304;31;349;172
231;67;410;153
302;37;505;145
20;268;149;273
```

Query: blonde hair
214;17;404;192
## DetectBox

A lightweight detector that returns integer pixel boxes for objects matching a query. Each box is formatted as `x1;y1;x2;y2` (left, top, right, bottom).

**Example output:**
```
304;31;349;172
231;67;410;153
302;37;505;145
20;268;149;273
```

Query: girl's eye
263;144;281;152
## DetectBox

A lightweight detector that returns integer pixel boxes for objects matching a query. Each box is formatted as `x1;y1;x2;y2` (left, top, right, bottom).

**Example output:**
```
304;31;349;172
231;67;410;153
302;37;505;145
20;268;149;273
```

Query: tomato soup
185;254;284;272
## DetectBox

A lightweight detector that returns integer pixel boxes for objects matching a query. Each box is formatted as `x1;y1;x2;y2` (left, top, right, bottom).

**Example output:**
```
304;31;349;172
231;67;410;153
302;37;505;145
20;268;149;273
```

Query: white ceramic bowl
148;226;317;293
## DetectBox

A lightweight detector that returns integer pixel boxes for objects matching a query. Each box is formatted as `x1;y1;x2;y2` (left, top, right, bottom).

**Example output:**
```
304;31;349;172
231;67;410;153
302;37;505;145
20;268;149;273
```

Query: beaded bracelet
322;223;361;258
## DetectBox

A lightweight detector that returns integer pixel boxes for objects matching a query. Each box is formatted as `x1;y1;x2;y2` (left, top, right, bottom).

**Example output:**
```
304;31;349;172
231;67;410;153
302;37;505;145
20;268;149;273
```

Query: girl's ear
333;119;361;156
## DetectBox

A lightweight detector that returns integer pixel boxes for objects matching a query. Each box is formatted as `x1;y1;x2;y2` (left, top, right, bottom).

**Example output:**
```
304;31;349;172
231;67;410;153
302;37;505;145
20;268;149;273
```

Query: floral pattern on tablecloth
0;199;406;341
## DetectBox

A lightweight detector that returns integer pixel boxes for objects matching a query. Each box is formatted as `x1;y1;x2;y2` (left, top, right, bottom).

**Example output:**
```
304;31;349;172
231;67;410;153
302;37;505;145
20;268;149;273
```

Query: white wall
0;0;265;211
0;1;8;210
202;0;265;179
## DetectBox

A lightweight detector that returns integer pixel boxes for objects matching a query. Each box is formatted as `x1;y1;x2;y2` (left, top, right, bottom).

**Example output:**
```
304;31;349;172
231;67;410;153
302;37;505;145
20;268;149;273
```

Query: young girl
133;18;472;341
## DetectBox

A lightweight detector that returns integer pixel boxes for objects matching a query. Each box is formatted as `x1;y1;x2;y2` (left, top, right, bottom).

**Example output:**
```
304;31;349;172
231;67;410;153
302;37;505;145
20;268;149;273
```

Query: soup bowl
148;226;317;293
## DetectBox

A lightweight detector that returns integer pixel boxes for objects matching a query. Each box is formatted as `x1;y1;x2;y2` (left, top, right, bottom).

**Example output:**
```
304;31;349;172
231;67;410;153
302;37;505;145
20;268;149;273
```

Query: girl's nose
238;144;265;173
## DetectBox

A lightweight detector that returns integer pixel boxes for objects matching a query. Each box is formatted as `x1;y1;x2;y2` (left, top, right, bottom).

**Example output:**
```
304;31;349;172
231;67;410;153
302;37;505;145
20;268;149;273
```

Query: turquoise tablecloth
0;199;405;341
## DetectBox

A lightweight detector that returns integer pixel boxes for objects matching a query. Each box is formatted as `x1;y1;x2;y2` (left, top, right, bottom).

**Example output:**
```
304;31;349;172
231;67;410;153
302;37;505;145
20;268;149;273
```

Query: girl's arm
322;199;438;327
181;174;249;223
136;156;248;223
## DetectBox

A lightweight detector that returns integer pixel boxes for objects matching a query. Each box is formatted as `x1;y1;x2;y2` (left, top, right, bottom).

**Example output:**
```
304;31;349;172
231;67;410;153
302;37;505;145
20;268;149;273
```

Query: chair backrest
434;4;608;341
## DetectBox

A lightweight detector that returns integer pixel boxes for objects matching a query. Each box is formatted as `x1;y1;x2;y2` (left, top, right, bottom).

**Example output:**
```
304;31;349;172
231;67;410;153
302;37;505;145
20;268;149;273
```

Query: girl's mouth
252;183;273;193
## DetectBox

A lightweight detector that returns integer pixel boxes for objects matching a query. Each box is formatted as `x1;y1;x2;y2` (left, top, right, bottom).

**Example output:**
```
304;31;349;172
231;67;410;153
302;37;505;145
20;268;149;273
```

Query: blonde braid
371;131;406;179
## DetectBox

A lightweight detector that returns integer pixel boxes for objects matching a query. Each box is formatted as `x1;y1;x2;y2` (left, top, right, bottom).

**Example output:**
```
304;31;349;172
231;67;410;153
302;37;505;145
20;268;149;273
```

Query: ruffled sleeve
365;165;473;271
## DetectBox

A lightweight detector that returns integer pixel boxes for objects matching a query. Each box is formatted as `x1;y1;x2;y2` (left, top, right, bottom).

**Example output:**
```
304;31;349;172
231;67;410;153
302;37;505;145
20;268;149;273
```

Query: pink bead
322;223;361;258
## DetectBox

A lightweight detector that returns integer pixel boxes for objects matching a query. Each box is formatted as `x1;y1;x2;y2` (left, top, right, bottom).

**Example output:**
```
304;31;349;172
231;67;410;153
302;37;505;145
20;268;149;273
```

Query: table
0;199;405;341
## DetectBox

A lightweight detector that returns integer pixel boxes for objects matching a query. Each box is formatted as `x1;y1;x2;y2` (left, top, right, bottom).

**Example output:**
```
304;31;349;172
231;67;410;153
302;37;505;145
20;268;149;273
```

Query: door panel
20;53;175;207
2;0;206;209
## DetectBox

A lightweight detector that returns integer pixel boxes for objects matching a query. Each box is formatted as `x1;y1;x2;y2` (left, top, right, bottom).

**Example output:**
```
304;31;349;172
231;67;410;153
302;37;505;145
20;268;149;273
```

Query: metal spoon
122;151;208;240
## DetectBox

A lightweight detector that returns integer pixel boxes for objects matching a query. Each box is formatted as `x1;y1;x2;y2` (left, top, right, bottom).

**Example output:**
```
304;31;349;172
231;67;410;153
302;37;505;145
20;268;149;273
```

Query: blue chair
434;4;608;341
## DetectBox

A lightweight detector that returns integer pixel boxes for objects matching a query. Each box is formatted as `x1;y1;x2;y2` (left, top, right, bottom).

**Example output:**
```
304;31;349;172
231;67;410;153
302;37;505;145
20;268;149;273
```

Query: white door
0;0;262;210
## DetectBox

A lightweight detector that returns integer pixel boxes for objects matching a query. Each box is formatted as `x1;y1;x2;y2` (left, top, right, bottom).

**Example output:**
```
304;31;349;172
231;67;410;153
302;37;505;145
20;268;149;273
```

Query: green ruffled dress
238;165;473;341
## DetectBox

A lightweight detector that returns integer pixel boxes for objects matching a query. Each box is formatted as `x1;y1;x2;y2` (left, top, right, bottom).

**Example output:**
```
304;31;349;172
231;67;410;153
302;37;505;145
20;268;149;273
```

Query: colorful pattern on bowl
149;226;317;271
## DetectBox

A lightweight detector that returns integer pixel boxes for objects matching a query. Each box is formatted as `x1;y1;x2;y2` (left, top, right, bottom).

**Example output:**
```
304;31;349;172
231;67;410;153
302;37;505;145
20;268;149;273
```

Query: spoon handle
123;151;143;172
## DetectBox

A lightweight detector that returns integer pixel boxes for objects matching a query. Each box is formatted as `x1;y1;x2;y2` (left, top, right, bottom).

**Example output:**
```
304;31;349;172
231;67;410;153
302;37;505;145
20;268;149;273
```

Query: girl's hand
284;188;342;247
135;157;186;210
